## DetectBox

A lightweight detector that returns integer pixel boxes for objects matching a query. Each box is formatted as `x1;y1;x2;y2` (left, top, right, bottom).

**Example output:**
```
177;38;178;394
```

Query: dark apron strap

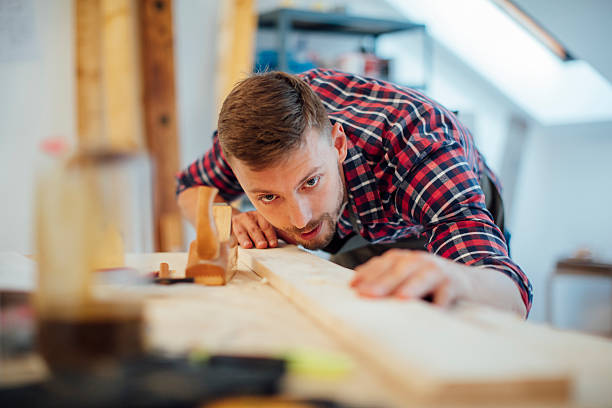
479;172;506;237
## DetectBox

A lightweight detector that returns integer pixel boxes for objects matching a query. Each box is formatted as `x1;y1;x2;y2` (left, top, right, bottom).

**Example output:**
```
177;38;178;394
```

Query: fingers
231;211;277;249
351;253;398;287
350;250;458;307
394;267;445;300
352;250;416;296
232;220;254;248
432;280;455;307
256;215;278;248
351;249;415;287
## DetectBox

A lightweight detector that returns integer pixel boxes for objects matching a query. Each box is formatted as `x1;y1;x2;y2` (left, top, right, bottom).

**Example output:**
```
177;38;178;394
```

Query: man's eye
305;176;320;188
260;194;276;203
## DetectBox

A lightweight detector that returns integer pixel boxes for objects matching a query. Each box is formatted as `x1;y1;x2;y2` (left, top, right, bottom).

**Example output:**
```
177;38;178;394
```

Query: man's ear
331;122;347;162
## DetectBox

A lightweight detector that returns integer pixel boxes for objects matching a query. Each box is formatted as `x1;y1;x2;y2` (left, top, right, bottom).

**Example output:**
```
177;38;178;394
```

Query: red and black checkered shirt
176;68;533;313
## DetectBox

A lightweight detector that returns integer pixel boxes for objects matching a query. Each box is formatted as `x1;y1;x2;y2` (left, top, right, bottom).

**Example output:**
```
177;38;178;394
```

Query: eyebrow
249;166;322;195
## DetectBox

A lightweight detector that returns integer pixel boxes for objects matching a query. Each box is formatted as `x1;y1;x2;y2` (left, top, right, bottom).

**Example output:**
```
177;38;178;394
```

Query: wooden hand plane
185;186;236;285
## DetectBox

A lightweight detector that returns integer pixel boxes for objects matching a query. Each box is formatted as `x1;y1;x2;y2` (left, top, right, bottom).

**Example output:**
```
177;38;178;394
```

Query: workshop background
1;0;611;333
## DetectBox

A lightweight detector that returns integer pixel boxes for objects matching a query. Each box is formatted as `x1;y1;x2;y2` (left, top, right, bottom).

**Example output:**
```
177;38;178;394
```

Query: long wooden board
454;303;612;407
75;0;144;152
238;245;571;405
138;0;183;252
121;252;409;407
215;0;257;113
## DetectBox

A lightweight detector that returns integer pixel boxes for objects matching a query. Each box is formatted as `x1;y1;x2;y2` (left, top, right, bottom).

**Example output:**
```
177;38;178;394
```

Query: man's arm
351;133;532;317
352;249;527;317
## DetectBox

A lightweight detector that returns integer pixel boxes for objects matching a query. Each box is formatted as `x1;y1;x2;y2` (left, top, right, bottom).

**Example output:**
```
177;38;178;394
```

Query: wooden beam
101;0;144;151
75;0;103;148
238;245;571;405
216;0;257;113
138;0;183;251
75;0;145;151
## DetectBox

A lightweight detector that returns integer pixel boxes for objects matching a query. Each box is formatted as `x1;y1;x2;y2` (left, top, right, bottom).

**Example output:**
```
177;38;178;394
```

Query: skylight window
386;0;612;125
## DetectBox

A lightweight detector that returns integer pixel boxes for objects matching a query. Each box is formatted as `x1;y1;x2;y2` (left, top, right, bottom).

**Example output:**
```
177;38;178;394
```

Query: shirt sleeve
394;137;533;315
175;131;244;202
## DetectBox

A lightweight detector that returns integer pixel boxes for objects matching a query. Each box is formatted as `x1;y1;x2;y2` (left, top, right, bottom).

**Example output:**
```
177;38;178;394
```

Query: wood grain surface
238;245;578;405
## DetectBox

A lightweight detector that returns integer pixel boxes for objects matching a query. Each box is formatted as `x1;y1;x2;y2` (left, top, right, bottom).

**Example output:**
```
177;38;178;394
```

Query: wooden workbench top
2;249;612;407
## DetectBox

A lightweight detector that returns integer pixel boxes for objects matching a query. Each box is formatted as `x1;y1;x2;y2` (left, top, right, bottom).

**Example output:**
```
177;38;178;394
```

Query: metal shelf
257;8;431;89
258;8;424;36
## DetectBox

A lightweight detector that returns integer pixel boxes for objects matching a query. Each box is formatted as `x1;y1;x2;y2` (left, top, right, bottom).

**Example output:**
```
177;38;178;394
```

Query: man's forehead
243;162;325;194
235;132;329;169
229;128;333;191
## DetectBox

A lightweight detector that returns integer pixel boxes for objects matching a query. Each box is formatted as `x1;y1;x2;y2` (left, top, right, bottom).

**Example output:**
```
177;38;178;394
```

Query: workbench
2;247;612;407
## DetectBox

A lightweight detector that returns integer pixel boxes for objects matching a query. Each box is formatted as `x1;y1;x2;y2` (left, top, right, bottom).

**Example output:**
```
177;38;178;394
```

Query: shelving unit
257;8;431;89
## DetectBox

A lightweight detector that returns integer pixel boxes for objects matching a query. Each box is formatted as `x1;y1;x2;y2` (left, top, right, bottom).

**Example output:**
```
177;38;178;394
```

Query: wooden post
75;0;144;152
76;0;183;251
138;0;183;251
216;0;257;114
75;0;103;148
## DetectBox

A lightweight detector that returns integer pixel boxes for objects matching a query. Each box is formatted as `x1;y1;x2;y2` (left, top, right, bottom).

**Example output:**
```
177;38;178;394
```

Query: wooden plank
138;0;183;251
75;0;144;151
238;245;571;405
75;0;104;148
455;303;612;407
215;0;257;113
101;0;144;151
555;258;612;277
119;252;409;407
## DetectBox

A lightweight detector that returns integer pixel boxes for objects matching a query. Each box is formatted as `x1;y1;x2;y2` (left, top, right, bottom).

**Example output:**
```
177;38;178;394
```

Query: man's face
230;124;348;250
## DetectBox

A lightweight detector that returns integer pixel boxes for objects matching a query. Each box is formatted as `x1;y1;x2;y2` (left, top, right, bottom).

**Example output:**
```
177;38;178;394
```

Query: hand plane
185;186;236;285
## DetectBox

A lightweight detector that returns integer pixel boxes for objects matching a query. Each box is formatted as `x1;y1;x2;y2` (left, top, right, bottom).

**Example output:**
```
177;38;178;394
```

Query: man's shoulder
299;69;439;114
300;69;468;154
298;67;349;82
299;68;400;94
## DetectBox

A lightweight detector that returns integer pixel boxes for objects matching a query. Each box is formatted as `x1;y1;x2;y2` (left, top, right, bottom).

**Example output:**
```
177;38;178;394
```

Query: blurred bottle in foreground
34;143;153;371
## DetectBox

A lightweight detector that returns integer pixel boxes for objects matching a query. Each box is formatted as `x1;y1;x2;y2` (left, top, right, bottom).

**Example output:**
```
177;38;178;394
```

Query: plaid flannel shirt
176;68;533;313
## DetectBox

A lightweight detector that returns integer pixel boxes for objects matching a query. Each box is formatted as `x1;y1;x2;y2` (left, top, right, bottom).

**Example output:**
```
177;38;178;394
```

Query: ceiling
512;0;612;84
385;0;612;125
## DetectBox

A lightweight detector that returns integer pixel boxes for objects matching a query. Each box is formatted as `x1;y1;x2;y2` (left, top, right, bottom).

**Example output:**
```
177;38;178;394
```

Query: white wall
0;0;75;253
173;0;222;244
511;121;612;330
173;0;220;168
0;0;222;252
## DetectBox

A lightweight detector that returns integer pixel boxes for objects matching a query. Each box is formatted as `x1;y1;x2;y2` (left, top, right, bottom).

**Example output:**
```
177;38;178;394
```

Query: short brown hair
217;71;331;170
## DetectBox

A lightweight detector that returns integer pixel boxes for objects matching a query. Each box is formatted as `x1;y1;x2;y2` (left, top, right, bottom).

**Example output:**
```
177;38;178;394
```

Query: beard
282;213;337;250
280;173;347;250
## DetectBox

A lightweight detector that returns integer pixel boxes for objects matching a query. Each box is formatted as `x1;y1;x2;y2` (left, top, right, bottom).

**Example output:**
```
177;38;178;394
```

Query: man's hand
231;210;280;249
350;249;527;317
351;249;470;306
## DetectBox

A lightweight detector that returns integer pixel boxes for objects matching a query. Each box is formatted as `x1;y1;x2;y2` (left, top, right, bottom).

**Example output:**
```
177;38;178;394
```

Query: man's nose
288;197;312;230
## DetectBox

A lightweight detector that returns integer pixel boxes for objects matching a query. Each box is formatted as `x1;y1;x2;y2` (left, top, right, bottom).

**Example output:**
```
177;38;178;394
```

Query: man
176;69;532;317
